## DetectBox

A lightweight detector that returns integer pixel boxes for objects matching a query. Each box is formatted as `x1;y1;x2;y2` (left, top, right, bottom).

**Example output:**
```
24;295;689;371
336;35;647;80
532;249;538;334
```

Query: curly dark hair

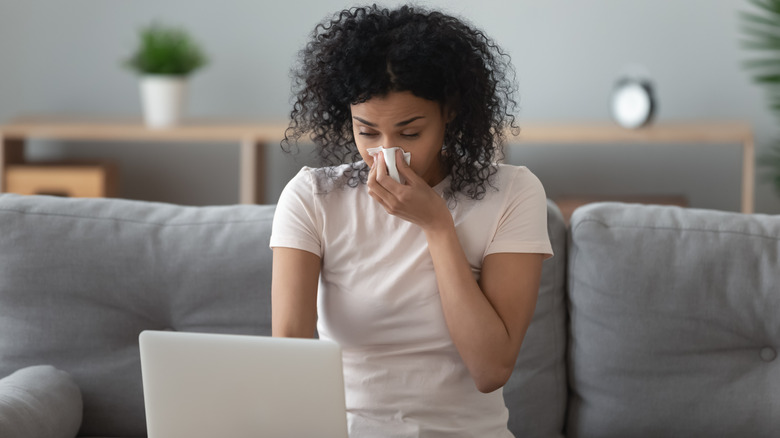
282;4;519;200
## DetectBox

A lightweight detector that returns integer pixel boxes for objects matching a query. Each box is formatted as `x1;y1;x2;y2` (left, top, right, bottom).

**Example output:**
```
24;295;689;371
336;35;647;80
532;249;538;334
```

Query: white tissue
367;146;412;184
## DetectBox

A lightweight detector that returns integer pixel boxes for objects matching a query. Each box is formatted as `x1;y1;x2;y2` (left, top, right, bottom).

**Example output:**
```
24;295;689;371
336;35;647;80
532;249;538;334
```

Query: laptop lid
139;330;348;438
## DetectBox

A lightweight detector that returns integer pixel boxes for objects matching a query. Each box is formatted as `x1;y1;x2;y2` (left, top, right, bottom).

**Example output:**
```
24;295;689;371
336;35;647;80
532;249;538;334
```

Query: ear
439;101;456;124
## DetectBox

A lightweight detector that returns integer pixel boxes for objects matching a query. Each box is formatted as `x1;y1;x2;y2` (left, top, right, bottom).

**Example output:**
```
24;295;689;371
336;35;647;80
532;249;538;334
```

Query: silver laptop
139;330;348;438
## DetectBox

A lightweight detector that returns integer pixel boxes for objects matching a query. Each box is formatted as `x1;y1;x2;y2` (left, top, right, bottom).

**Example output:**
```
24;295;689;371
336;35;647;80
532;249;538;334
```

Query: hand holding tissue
367;146;412;184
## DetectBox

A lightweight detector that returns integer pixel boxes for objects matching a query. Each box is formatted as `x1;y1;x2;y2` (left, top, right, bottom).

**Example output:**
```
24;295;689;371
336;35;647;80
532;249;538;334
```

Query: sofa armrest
0;365;83;438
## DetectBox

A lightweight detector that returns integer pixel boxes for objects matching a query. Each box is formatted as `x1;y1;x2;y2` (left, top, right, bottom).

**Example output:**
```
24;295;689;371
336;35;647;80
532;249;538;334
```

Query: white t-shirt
270;163;553;438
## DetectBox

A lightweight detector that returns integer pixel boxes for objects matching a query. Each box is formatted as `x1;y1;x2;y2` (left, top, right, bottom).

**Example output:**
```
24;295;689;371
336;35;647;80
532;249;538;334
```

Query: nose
378;134;392;147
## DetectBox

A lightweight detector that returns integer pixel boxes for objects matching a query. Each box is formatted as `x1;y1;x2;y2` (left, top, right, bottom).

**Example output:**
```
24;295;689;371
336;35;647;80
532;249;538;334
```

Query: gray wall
2;0;779;214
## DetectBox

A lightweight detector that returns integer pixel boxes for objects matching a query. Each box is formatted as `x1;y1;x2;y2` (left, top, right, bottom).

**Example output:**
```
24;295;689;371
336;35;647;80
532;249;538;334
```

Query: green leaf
739;40;780;51
747;0;780;16
742;58;780;69
741;1;780;196
740;25;780;42
740;11;780;28
122;22;208;75
741;31;780;45
753;73;780;83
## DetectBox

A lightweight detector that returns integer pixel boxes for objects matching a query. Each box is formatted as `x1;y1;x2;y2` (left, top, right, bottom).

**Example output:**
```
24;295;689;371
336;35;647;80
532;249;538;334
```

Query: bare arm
271;247;321;338
425;224;543;393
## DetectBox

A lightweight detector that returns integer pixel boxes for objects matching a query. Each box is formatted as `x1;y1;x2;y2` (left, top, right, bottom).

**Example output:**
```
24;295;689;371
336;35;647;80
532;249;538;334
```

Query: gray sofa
0;192;777;438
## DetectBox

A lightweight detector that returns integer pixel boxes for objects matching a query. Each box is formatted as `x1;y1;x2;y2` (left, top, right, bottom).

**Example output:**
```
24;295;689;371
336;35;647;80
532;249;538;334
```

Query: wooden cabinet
5;162;118;197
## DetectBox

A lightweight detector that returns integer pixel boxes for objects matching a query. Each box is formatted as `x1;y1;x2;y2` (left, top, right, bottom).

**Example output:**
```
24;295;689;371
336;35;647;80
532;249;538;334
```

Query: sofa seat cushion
0;365;82;438
566;202;780;438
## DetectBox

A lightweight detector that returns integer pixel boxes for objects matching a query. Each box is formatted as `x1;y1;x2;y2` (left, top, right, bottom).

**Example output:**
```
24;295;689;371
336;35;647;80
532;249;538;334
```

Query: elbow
476;381;503;394
474;365;514;394
271;324;317;339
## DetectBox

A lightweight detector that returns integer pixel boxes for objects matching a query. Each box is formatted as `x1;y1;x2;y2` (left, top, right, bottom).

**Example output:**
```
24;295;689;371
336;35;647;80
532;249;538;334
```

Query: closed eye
357;132;419;138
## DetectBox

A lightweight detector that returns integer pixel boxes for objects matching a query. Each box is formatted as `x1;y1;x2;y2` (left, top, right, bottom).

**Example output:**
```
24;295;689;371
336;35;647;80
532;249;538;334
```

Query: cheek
357;147;374;167
352;131;374;165
408;141;442;170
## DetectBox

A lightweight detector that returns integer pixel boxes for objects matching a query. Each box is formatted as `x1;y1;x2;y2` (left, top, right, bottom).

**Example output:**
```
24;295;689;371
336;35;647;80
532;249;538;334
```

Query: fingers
367;153;393;207
375;150;387;179
368;150;422;215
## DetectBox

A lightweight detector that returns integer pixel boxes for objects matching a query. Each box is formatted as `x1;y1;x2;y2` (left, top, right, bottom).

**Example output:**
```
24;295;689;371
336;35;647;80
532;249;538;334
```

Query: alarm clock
610;77;656;129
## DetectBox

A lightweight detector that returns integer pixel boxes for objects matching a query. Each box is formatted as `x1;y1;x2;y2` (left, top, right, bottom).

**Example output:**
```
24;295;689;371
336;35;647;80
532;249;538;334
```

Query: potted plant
740;0;780;195
123;22;208;128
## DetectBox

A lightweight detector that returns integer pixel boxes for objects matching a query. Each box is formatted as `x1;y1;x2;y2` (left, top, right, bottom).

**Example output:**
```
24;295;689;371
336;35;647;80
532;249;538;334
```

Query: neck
422;161;448;187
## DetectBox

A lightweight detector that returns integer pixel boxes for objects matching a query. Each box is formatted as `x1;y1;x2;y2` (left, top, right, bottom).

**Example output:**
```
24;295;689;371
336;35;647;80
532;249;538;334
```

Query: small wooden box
5;161;118;198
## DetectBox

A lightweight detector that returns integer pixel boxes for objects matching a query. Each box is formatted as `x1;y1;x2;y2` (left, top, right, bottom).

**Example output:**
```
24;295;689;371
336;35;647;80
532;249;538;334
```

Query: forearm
424;223;518;392
272;309;317;338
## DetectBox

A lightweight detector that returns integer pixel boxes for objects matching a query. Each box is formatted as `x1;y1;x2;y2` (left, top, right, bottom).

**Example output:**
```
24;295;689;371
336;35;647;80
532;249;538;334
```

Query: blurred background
2;0;779;214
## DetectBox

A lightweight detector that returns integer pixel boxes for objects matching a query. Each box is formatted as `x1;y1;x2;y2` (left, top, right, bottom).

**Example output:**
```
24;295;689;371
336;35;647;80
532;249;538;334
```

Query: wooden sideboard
0;117;754;212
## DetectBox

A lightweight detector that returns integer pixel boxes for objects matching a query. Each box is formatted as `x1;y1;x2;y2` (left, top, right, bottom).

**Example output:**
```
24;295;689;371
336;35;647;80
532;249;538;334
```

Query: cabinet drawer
5;162;118;198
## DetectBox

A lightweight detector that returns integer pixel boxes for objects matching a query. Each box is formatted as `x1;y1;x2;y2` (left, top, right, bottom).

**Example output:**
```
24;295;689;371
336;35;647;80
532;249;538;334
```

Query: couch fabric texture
0;365;82;438
0;193;778;438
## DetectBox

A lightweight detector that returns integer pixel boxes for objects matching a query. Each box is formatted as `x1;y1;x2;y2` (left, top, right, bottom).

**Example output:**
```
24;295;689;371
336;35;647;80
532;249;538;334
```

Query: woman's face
350;91;448;186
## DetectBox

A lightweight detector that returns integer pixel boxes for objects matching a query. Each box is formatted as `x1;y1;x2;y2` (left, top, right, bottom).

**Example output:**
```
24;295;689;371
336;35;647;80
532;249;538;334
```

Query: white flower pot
140;75;187;128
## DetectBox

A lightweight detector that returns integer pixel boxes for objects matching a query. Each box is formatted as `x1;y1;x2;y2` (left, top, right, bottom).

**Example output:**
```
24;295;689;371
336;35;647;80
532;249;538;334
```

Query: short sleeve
485;167;554;259
269;167;322;257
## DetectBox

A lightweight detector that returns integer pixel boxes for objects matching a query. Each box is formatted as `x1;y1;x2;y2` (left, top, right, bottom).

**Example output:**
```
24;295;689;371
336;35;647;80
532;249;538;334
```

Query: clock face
611;82;652;129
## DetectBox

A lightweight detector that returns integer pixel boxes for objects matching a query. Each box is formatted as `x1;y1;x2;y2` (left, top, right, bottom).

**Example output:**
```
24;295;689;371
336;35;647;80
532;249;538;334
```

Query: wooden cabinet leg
1;136;26;192
240;139;266;204
741;137;755;214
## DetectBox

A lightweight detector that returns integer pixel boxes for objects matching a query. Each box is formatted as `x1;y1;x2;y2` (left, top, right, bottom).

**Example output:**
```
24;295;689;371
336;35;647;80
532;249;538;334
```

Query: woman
270;5;553;437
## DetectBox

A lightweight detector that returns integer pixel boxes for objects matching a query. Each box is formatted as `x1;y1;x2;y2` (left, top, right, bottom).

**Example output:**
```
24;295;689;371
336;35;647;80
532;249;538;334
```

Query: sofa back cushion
0;194;275;437
566;202;780;438
504;200;568;438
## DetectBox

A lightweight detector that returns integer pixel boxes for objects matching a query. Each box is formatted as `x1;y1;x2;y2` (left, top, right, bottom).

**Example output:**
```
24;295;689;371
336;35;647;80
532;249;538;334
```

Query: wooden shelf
0;116;289;142
0;117;755;212
513;121;752;144
0;116;290;204
509;121;755;213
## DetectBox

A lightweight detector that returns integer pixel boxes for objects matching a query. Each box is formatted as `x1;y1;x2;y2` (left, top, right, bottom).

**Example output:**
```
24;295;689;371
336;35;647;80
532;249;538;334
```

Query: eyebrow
352;116;425;127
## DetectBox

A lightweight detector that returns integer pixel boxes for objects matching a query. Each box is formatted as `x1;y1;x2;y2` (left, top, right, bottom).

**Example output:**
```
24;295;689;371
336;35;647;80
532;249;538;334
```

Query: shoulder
281;163;363;197
283;163;367;196
491;164;546;199
485;164;548;220
494;163;541;184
